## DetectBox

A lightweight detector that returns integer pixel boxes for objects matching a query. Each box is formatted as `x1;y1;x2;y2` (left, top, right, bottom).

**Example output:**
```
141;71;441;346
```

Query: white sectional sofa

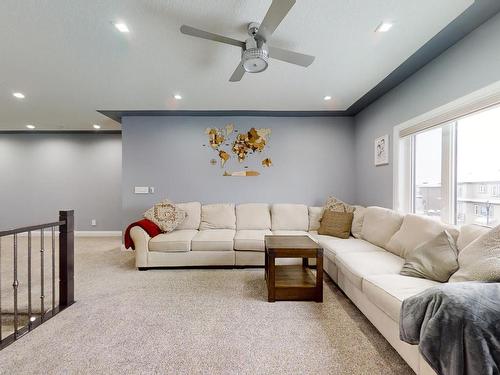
130;202;490;375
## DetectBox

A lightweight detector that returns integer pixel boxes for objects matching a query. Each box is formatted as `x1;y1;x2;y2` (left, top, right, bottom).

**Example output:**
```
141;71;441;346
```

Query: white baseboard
76;231;122;237
15;231;122;237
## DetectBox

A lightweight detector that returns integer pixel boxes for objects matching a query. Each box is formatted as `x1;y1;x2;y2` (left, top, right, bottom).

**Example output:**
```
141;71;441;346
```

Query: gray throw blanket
400;282;500;375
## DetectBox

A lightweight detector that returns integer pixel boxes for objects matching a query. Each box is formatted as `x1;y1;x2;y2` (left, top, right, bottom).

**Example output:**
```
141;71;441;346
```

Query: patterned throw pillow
144;200;186;233
324;196;354;213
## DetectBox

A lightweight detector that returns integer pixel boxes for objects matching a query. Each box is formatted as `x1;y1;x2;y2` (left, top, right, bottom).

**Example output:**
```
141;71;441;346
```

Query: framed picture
374;135;389;166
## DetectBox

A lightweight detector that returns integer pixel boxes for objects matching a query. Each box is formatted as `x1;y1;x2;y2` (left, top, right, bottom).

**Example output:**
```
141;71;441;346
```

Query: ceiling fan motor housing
242;37;269;73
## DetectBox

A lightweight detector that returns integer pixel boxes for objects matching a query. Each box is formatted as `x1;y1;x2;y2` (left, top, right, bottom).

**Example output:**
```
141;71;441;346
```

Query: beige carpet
0;237;412;374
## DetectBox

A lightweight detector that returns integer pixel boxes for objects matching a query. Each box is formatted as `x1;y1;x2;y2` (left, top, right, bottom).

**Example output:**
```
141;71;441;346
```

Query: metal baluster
51;226;55;314
40;229;45;321
0;236;2;341
13;234;19;338
28;231;32;329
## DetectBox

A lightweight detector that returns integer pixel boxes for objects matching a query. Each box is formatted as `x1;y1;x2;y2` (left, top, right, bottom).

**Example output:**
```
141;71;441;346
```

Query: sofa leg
138;267;148;271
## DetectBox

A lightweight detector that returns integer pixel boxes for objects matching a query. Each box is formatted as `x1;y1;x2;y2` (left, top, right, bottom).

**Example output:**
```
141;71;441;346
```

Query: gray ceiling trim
346;0;500;115
97;110;351;123
99;0;500;123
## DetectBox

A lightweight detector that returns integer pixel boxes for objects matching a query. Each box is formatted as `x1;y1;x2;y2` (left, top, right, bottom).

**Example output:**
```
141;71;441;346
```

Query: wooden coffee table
264;235;323;302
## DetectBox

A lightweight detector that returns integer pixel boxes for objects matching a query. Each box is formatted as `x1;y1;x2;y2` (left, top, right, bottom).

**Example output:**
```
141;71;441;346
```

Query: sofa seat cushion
363;274;440;322
336;251;405;290
234;230;272;251
272;230;315;239
320;237;385;261
191;229;235;251
149;230;198;252
271;204;309;231
236;203;271;230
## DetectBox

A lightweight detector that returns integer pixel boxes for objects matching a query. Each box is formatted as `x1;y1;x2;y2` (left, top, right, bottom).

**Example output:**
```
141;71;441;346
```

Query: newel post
59;210;74;307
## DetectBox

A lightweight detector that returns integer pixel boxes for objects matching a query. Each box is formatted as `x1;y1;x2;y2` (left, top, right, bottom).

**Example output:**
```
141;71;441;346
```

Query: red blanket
124;219;161;250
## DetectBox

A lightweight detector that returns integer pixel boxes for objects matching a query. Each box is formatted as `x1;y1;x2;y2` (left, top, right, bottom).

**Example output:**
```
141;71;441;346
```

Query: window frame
393;81;500;225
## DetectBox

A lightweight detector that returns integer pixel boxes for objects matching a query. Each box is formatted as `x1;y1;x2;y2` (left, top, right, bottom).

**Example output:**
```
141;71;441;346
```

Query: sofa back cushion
351;206;366;239
361;207;404;250
199;203;236;230
386;214;459;258
457;224;491;251
236;203;271;230
308;206;324;231
271;204;309;231
175;202;202;230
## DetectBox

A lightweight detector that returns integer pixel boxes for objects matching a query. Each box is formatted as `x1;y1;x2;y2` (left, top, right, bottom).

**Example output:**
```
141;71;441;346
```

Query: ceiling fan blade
268;46;315;67
229;63;245;82
180;25;245;48
256;0;296;41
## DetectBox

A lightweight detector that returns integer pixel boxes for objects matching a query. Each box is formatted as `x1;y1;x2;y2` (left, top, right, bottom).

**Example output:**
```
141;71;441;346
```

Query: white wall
354;12;500;208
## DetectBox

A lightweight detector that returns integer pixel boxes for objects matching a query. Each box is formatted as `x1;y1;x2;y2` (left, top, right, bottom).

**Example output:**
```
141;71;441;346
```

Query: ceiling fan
180;0;315;82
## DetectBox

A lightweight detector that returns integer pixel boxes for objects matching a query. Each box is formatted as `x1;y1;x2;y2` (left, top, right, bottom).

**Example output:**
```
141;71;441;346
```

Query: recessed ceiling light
26;124;35;129
323;95;332;101
114;22;129;33
93;124;101;129
174;94;182;100
376;22;393;33
13;92;25;99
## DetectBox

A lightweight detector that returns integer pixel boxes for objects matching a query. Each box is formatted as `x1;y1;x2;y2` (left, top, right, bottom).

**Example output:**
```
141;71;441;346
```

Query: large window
400;104;500;227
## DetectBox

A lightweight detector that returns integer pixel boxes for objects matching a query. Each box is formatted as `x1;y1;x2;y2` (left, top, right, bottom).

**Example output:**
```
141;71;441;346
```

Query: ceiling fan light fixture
242;48;269;73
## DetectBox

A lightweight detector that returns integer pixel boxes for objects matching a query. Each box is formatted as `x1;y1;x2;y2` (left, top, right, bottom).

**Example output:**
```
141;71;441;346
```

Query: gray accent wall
0;133;122;231
122;116;355;228
354;12;500;208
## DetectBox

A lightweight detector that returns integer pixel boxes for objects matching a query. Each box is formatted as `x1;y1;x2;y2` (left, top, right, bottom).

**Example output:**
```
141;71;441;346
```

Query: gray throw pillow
400;230;458;282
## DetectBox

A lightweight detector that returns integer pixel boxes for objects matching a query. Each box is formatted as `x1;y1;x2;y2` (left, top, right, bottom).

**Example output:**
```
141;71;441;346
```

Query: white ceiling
0;0;473;130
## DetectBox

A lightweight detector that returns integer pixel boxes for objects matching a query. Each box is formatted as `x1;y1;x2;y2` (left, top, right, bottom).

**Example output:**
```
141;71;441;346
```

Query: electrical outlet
91;219;97;226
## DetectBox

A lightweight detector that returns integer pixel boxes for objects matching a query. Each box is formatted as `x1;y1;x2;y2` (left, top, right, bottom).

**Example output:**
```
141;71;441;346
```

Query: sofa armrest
130;226;150;268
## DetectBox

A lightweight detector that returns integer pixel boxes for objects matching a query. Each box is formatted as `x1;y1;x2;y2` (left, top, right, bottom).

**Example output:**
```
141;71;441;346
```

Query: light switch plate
150;187;155;193
134;186;149;194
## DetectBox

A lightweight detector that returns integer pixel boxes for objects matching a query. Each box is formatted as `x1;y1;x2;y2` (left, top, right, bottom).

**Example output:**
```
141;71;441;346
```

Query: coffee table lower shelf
266;265;321;302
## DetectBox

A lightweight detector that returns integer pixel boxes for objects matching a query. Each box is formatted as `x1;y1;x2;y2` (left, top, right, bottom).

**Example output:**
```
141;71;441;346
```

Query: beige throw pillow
400;230;459;282
144;200;186;232
318;211;353;239
324;196;354;213
449;225;500;282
